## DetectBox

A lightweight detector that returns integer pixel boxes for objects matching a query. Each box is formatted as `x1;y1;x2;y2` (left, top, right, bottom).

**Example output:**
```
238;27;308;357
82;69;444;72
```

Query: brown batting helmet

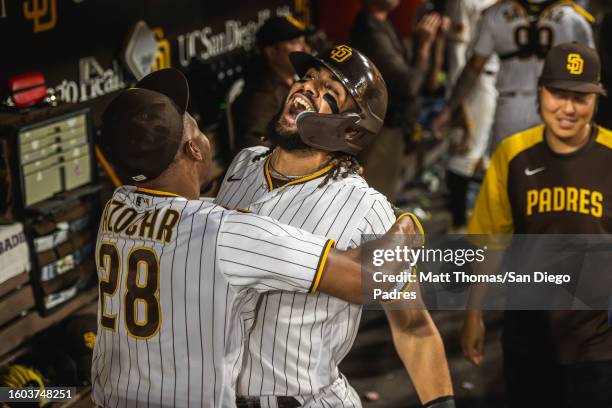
289;45;388;155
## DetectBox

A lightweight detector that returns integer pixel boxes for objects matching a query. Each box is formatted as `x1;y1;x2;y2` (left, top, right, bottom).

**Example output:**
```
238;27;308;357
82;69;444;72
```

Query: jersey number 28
98;242;161;339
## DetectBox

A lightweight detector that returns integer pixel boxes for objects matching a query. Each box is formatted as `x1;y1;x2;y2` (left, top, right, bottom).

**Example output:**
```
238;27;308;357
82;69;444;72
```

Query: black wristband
423;396;456;408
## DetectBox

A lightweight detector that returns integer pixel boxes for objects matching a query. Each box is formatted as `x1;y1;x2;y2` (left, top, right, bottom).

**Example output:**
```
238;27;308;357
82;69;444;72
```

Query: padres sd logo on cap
330;45;352;63
567;53;584;75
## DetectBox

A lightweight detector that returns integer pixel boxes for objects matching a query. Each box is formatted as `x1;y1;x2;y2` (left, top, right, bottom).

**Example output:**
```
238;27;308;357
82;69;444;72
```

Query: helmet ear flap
296;112;364;154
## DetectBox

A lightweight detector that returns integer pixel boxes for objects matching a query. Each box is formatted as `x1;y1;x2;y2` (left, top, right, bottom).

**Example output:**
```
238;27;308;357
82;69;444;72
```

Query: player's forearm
318;214;422;304
446;67;479;112
445;55;487;112
388;310;453;403
321;245;415;305
424;36;446;94
320;247;363;304
414;45;433;76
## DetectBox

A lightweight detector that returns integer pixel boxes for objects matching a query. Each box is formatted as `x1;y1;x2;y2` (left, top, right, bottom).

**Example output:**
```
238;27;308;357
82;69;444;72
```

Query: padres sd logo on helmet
567;53;584;75
289;46;388;154
330;45;353;63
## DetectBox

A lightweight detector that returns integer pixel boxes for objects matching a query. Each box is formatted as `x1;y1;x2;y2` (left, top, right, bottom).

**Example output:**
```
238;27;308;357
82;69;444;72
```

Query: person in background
432;0;595;153
231;16;313;152
463;43;612;408
350;0;448;203
443;0;499;230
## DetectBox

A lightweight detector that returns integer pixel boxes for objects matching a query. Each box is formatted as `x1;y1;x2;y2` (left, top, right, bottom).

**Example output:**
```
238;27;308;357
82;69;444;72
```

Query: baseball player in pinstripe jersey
433;0;596;152
216;46;455;408
93;68;420;407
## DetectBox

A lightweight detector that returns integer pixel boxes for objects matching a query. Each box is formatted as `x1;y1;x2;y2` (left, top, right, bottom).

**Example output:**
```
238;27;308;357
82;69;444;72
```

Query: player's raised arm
317;213;422;304
217;211;422;304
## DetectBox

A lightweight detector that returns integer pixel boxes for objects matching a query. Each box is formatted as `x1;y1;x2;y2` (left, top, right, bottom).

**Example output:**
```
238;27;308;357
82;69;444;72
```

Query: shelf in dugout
0;287;97;359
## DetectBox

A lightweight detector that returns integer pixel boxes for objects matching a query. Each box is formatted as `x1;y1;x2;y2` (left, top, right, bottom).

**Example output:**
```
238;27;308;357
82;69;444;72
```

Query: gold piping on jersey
135;187;180;197
396;212;426;245
381;212;426;303
595;126;612;150
559;0;595;23
539;1;593;23
508;1;593;24
310;239;335;293
263;156;334;192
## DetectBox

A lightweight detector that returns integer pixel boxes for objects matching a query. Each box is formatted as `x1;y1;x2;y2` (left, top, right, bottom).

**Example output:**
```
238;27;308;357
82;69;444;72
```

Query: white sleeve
573;13;595;48
446;0;471;87
348;195;395;247
472;9;496;58
446;0;471;44
217;211;334;294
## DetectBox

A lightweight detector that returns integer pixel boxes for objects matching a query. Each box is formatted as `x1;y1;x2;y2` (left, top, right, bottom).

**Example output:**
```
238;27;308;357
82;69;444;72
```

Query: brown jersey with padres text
469;124;612;363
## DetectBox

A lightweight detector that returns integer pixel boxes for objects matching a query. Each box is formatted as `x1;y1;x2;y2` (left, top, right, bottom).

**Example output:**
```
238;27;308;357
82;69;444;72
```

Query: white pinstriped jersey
473;1;594;94
215;147;395;401
92;185;332;408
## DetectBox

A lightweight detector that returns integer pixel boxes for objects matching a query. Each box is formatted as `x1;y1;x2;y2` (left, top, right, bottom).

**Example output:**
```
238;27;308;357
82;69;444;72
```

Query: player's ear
184;139;203;161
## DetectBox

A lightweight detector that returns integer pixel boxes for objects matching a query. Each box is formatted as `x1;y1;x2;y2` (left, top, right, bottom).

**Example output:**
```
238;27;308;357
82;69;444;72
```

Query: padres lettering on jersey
469;124;612;235
92;186;333;408
215;147;395;403
525;186;603;217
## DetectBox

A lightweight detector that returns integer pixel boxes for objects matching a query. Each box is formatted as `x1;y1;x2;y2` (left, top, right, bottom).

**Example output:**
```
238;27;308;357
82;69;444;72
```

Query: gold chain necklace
268;151;331;180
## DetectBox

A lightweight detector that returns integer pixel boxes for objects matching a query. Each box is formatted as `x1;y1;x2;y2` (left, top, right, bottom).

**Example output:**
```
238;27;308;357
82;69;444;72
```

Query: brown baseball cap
256;16;315;48
538;42;607;96
101;68;189;182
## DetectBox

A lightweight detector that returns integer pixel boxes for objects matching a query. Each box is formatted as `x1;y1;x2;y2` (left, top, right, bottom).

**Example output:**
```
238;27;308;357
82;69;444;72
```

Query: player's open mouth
557;117;577;129
288;94;317;120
